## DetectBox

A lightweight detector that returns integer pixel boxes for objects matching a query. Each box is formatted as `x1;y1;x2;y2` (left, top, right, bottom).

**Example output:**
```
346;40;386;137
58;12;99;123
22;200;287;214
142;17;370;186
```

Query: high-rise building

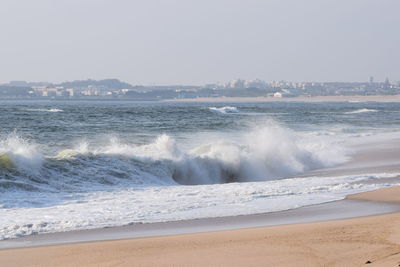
384;77;390;89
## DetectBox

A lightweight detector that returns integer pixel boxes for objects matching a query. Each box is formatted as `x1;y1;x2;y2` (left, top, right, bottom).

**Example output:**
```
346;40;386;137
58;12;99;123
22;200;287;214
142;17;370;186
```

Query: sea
1;100;400;240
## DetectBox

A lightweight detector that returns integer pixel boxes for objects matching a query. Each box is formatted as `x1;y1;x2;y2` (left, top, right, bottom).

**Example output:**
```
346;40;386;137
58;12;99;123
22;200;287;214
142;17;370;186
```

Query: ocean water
1;100;400;239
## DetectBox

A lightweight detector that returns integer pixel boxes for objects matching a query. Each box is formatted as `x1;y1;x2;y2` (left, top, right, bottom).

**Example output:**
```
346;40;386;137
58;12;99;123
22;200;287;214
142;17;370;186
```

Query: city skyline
1;76;398;87
1;77;398;100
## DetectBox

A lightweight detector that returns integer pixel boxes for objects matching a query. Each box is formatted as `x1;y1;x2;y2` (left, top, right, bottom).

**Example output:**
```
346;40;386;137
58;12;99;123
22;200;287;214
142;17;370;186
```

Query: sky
0;0;399;85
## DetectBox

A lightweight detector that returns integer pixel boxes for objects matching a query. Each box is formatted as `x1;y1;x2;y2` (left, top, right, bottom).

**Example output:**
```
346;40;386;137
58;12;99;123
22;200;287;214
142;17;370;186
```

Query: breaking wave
25;108;63;112
0;133;44;173
0;122;348;193
209;106;239;114
345;108;378;114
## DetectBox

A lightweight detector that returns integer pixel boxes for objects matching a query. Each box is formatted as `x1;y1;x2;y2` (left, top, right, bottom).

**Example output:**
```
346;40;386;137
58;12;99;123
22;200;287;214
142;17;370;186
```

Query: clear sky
0;0;399;85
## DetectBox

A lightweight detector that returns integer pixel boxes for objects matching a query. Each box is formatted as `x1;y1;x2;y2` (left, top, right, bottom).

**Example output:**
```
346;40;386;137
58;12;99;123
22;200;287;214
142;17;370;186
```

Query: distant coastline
166;94;400;103
1;78;399;100
2;94;400;103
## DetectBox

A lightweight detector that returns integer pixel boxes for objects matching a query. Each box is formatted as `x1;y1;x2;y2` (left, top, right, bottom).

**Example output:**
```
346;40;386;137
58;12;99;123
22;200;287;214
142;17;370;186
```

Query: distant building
244;79;267;88
229;79;245;89
66;88;74;97
384;77;390;88
9;81;29;87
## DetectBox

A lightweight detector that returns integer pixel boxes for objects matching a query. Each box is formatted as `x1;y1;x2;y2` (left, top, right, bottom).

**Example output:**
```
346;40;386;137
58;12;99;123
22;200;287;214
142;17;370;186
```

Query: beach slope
1;186;400;267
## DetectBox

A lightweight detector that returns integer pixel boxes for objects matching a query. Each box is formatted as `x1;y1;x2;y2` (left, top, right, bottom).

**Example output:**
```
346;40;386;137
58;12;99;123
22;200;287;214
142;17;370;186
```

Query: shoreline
2;94;400;103
1;186;400;266
1;112;400;265
2;198;399;250
1;135;399;250
165;94;400;103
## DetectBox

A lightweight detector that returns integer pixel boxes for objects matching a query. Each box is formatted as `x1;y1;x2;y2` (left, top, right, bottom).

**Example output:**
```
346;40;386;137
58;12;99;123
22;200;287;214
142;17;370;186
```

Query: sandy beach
0;186;398;267
1;102;400;267
2;0;400;266
1;133;400;266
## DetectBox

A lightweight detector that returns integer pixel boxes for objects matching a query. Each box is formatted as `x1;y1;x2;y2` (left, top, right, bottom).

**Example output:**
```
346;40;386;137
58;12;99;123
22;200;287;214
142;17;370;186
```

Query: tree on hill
58;79;133;89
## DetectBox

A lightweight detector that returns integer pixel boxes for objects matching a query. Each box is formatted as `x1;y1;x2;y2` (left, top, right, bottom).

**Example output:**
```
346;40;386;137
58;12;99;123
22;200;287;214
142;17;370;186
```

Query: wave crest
25;108;63;112
209;106;239;114
345;108;378;114
0;123;349;191
0;133;44;173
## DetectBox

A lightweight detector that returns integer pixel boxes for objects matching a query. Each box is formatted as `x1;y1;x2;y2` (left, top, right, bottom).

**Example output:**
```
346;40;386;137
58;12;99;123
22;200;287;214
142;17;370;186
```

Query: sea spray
0;122;349;191
209;106;239;114
0;133;44;173
1;100;399;240
171;122;348;184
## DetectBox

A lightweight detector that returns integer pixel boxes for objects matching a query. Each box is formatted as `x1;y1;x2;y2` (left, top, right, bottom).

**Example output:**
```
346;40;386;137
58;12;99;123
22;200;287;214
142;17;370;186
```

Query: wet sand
0;186;399;267
2;199;399;250
1;123;400;266
1;136;400;251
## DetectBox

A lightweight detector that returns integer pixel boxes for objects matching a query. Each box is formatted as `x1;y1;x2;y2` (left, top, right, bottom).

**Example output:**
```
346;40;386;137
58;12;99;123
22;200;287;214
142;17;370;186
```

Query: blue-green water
2;101;400;146
0;100;399;239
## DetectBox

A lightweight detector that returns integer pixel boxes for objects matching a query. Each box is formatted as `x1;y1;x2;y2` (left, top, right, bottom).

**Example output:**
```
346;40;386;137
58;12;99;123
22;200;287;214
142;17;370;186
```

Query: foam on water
0;172;399;240
0;133;44;173
0;122;349;205
25;108;63;112
1;100;400;241
4;121;347;188
345;108;378;114
0;120;361;240
209;106;239;114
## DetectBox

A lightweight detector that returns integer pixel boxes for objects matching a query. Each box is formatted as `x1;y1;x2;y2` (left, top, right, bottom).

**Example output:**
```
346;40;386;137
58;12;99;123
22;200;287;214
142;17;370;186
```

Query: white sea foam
209;106;239;114
0;122;393;241
26;108;63;112
66;122;348;185
0;133;43;173
1;100;399;241
0;172;398;240
345;108;378;114
0;121;349;196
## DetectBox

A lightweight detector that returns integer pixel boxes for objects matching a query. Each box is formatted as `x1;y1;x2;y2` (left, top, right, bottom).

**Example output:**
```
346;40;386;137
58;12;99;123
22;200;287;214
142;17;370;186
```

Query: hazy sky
1;0;399;85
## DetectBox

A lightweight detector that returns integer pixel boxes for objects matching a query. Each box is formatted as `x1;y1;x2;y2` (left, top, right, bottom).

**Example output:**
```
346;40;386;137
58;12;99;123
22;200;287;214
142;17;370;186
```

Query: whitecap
345;108;378;114
209;106;239;114
25;108;63;112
